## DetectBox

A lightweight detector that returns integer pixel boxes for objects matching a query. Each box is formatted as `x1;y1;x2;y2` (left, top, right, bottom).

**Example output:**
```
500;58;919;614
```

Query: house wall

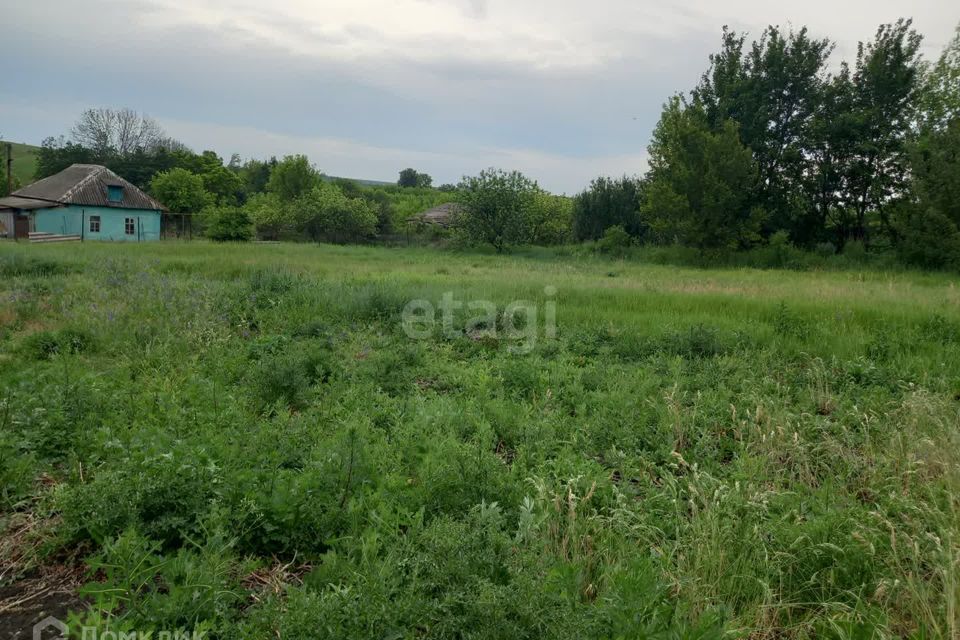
33;205;162;241
0;211;12;238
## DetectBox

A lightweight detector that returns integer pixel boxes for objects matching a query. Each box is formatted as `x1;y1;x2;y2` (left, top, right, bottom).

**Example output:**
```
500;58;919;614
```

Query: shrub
59;446;222;547
296;182;378;243
76;529;242;635
842;240;868;262
245;192;293;240
204;205;254;242
596;225;633;255
894;206;960;270
252;343;334;410
814;241;837;257
22;327;96;360
0;430;35;509
661;324;729;358
766;230;798;268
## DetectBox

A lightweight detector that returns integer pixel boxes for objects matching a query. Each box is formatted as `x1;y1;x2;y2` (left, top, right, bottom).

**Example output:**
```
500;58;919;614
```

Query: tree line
19;19;960;269
451;19;959;268
572;19;960;269
29;110;454;242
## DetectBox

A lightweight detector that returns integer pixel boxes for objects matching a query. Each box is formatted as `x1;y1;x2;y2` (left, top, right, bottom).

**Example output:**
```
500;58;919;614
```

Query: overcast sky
1;1;956;192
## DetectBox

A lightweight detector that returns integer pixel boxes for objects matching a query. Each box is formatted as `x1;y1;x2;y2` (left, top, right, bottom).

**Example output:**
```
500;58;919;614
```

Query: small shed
0;164;166;241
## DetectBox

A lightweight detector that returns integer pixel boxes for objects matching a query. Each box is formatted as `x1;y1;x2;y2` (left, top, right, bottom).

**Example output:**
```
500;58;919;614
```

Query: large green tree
693;26;833;242
894;119;960;269
149;168;212;214
35;137;96;180
295;182;377;243
644;98;764;251
398;168;433;188
572;176;645;241
244;192;295;240
918;23;960;132
528;190;573;245
268;155;319;201
455;168;538;252
844;20;924;244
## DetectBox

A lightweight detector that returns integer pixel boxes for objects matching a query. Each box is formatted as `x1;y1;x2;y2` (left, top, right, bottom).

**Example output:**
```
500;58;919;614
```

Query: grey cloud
2;0;957;192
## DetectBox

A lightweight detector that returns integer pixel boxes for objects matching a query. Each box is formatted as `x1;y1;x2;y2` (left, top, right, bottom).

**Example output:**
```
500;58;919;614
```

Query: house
0;164;165;241
407;202;461;228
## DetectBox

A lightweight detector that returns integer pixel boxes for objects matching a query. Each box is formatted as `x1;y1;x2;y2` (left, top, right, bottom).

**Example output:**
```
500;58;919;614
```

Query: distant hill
0;140;40;188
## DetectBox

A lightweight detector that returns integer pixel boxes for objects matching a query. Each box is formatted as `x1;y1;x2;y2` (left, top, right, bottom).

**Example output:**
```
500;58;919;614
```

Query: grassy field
0;140;40;188
1;242;958;638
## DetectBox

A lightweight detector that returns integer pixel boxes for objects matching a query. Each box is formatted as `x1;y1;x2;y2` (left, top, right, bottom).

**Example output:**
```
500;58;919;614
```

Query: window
89;215;101;233
125;217;135;235
107;185;124;203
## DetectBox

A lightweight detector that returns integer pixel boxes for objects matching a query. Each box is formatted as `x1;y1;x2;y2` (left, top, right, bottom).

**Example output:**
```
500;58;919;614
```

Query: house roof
8;164;166;211
0;196;63;211
408;202;461;227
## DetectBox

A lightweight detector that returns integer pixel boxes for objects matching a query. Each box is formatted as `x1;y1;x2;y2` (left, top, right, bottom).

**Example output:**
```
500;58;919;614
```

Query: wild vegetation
1;241;958;638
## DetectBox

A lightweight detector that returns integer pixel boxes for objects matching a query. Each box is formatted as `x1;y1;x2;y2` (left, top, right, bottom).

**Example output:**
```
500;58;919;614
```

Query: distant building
0;164;165;241
408;202;461;228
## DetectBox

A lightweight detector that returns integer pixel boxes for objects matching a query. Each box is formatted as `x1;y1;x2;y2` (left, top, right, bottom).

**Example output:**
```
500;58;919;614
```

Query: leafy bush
251;342;334;410
204;205;254;242
766;230;799;268
0;429;35;509
894;206;960;270
295;182;378;243
59;445;222;547
661;324;730;358
596;225;633;255
22;327;96;360
244;192;292;240
814;241;837;257
75;529;241;635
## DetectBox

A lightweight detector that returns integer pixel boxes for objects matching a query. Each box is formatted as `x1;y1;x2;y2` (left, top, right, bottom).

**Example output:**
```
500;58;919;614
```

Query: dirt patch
1;510;87;639
0;568;85;639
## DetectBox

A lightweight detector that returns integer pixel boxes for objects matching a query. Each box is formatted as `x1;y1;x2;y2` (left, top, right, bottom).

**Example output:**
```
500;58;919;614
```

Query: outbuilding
0;164;165;241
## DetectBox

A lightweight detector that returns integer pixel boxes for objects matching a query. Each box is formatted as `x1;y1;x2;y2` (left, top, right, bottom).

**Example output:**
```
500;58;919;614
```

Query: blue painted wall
33;205;162;241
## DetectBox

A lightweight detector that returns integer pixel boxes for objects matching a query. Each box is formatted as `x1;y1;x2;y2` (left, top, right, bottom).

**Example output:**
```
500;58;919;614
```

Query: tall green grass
0;241;957;638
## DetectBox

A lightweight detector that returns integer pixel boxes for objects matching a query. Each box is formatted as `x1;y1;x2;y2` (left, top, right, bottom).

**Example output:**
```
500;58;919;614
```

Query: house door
14;215;30;239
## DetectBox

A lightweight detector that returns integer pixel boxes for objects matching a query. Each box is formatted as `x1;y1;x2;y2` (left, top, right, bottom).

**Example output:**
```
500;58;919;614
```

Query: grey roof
408;202;461;227
0;196;64;211
11;164;166;211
